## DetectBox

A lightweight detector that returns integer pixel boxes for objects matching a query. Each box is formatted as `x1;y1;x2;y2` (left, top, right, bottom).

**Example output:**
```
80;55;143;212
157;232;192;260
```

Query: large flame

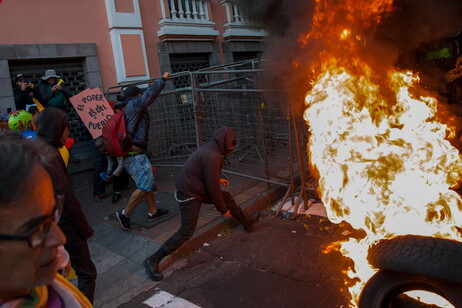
302;0;462;306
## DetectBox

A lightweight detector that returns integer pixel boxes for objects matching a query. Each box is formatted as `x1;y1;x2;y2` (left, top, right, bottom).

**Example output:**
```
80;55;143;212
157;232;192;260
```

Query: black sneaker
148;209;170;220
112;192;121;204
116;210;131;230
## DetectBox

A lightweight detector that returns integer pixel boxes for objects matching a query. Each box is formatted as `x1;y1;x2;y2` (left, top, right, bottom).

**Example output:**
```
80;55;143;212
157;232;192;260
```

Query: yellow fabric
66;266;78;280
58;146;70;167
34;286;47;307
1;274;92;308
55;274;93;307
32;98;44;112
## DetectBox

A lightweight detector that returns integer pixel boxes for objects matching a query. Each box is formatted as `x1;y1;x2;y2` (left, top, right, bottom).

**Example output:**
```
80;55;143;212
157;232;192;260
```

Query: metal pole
288;112;296;205
253;70;271;186
222;169;290;187
191;71;201;148
291;110;309;219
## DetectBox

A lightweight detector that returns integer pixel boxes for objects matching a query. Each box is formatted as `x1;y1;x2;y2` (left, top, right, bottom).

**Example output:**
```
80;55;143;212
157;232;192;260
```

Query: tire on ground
367;235;462;285
358;270;462;308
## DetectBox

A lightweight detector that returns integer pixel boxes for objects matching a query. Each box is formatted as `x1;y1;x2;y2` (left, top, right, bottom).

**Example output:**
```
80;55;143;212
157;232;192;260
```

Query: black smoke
235;0;462;107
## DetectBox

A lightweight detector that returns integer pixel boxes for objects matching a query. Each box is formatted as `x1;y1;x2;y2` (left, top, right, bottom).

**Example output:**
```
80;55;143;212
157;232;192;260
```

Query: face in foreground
0;165;66;301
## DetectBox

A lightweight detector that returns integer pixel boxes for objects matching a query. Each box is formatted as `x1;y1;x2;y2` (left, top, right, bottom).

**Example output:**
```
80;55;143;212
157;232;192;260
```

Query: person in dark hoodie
143;125;261;281
35;107;97;303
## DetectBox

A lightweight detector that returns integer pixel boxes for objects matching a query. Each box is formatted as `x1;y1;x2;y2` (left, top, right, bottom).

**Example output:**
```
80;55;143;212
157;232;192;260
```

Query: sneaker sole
148;212;170;221
116;212;130;231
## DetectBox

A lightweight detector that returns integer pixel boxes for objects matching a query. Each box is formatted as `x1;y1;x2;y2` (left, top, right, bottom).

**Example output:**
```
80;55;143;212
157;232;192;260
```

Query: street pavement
70;166;287;307
119;208;352;308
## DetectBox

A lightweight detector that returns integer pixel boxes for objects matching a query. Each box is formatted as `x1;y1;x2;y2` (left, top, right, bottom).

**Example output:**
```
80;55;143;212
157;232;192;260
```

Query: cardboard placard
69;88;114;138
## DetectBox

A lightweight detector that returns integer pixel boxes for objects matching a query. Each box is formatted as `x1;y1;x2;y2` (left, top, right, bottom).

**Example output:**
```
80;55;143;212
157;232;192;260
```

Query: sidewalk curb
160;183;287;270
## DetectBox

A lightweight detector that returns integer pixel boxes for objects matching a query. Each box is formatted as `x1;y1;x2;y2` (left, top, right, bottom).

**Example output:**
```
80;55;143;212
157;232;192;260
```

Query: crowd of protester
0;69;261;307
1;69;99;306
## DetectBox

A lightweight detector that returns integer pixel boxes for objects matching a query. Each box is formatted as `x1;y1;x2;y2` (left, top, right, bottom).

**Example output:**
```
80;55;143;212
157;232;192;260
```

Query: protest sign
69;88;114;138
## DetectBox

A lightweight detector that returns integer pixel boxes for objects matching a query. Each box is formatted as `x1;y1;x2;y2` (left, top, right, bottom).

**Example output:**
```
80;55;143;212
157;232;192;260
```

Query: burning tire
358;270;462;308
367;235;462;285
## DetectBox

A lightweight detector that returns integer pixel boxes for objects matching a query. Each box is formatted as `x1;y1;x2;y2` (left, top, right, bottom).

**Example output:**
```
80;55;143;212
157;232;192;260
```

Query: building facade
0;0;265;172
0;0;266;113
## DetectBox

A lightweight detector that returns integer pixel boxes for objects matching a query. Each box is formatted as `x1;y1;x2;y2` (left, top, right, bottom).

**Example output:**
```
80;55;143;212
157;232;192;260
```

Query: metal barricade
105;60;308;187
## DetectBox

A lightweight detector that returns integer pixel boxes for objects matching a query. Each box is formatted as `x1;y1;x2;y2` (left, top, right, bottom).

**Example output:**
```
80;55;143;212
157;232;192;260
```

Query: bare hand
20;83;28;91
219;179;229;186
27;83;34;89
163;72;171;80
52;84;62;92
223;210;231;218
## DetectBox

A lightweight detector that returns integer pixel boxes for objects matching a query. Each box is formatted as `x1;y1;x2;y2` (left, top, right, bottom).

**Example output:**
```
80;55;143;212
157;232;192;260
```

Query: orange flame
302;0;462;306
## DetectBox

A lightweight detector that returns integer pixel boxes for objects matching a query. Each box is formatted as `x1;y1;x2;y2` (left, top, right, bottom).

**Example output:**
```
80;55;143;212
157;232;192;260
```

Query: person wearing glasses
0;132;92;307
36;107;97;303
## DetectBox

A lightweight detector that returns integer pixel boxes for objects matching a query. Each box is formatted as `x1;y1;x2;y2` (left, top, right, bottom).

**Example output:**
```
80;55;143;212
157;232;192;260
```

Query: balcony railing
220;1;266;41
158;0;219;40
167;0;209;22
227;2;249;24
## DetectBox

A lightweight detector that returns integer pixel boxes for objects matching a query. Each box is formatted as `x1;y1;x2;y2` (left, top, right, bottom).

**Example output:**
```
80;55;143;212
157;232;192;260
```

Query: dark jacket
36;107;94;240
175;126;237;214
13;86;36;111
38;81;73;110
124;78;166;149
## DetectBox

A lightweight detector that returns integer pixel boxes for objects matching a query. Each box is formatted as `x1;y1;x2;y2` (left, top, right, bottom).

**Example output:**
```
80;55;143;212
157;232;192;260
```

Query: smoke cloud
236;0;462;108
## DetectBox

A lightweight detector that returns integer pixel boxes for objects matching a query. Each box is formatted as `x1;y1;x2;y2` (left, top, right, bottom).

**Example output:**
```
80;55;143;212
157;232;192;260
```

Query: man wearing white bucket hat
38;69;73;111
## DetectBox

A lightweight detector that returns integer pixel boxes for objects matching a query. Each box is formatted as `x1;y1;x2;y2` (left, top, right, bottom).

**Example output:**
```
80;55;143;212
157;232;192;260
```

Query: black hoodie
36;106;68;148
36;107;93;239
175;126;237;214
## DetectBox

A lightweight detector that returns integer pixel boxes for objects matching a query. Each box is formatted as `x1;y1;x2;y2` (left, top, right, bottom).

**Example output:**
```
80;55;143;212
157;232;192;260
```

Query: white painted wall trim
109;29;150;84
157;20;219;40
223;23;267;40
105;0;142;29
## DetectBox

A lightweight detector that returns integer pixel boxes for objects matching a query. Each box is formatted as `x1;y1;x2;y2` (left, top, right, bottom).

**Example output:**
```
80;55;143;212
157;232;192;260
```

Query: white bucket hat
41;69;60;80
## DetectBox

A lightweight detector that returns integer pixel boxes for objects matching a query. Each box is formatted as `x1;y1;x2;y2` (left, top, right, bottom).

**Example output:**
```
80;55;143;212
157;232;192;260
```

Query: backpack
101;108;132;157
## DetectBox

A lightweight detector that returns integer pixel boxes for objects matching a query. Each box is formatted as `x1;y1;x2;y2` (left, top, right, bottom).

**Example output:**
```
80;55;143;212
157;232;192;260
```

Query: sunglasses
0;195;64;248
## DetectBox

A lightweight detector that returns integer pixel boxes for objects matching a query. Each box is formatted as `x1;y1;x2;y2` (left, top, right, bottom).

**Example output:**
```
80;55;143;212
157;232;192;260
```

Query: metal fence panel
106;60;308;187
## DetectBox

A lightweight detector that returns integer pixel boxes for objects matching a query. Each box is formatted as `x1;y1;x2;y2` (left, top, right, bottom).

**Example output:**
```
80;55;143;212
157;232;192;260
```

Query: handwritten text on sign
69;88;114;138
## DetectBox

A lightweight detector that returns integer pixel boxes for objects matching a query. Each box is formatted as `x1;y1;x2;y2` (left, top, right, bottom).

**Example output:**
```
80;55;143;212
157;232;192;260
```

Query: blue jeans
124;154;155;192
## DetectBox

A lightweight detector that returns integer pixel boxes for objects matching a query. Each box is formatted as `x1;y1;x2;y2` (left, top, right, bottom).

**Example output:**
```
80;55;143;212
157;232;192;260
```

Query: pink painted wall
115;0;135;13
121;34;146;77
0;0;257;89
0;0;118;90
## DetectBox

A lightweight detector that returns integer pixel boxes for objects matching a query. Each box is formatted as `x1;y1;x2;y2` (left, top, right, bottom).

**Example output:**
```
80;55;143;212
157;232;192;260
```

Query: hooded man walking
144;125;261;281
